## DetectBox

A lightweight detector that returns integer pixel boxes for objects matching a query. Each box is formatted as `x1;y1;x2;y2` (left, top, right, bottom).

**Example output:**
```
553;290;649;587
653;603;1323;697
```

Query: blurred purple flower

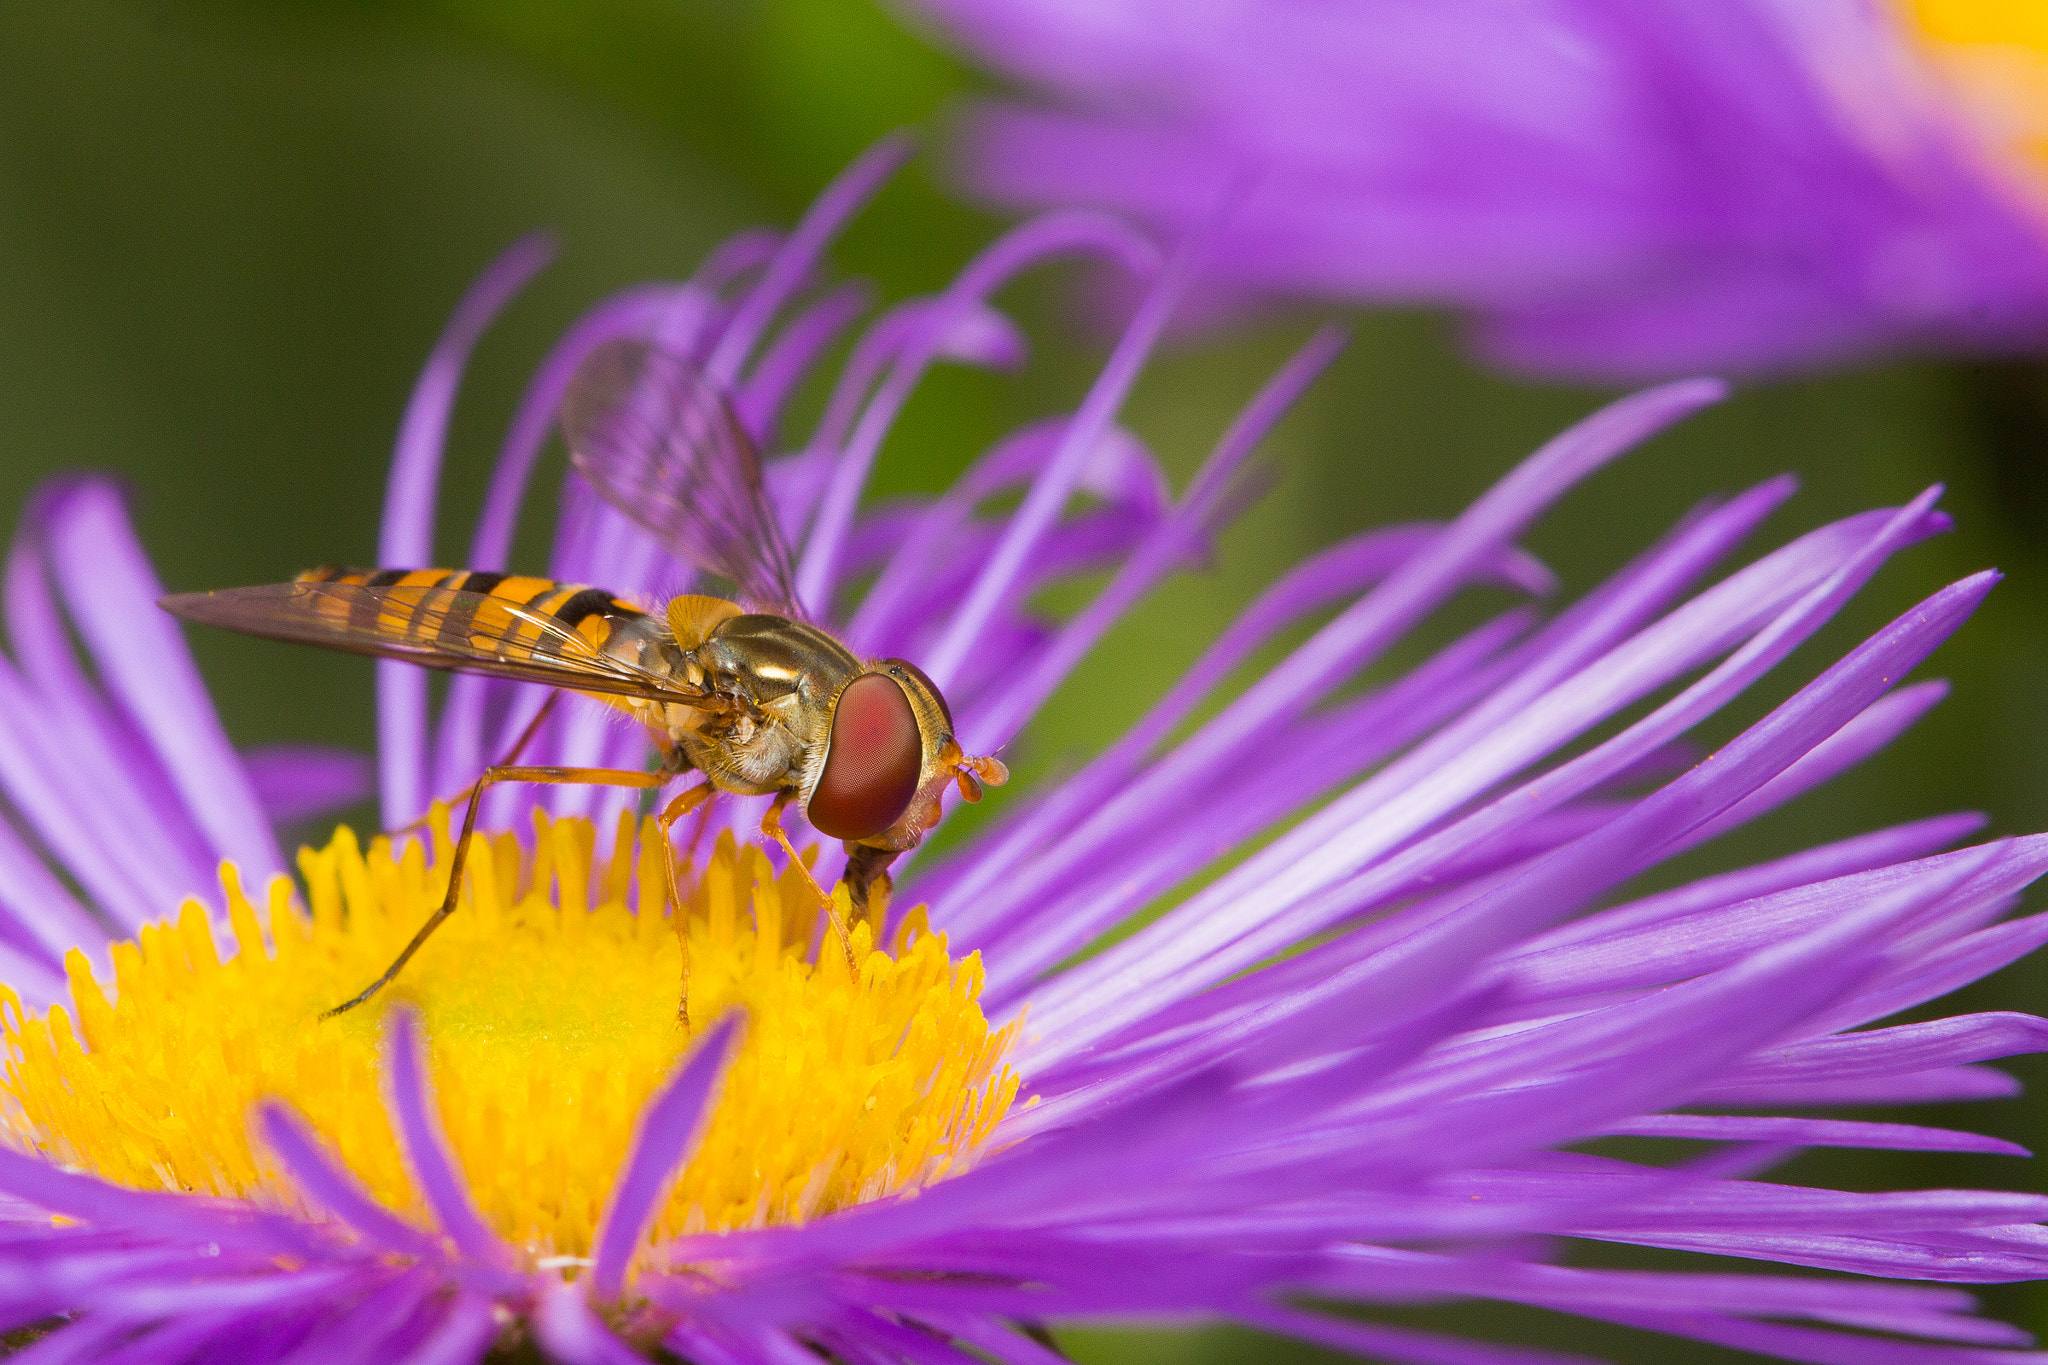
2;142;2048;1364
910;0;2048;377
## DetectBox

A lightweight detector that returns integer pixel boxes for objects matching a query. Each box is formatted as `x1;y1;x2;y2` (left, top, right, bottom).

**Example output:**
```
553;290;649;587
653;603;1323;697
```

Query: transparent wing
562;337;804;617
160;581;711;708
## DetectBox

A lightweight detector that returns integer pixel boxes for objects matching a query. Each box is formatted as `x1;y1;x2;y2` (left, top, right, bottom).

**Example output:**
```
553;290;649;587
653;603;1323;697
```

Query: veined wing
561;337;804;618
160;580;711;708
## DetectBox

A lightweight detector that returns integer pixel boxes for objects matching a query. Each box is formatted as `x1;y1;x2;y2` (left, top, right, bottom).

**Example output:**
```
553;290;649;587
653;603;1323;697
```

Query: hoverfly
162;338;1006;1016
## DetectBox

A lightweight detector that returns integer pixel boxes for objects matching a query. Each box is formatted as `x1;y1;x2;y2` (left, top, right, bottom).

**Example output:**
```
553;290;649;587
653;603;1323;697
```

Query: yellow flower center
1899;1;2048;180
0;809;1021;1261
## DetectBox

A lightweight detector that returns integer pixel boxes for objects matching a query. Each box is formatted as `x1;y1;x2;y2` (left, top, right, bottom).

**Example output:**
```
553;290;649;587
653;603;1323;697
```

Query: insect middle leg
653;782;716;1028
322;763;667;1018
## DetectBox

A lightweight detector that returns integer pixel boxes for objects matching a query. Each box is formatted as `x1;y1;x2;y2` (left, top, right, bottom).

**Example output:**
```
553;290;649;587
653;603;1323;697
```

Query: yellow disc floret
0;808;1020;1261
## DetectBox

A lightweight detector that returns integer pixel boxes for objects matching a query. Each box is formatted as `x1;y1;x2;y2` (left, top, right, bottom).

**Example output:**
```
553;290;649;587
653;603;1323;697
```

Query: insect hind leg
390;689;564;836
322;763;668;1019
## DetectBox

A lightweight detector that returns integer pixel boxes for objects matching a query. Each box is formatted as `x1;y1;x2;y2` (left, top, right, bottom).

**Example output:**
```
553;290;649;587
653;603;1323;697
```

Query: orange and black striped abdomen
295;567;647;661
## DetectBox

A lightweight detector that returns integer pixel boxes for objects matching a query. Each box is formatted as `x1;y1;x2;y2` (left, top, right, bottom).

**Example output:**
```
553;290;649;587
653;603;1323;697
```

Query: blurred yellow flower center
0;809;1020;1261
1900;1;2048;179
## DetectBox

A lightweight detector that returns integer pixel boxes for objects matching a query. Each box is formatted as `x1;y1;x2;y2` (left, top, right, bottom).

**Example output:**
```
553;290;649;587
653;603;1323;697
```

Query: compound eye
809;673;922;841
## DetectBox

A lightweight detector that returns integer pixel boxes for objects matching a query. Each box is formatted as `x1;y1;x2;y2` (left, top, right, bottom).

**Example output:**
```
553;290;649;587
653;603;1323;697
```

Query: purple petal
0;759;110;965
977;610;1536;991
1531;814;1988;953
1492;837;2048;1009
590;1013;742;1300
376;233;555;827
535;1278;665;1365
920;218;1204;688
6;493;216;904
1240;1303;1604;1365
1311;1248;2031;1344
964;325;1346;752
1023;496;1968;1059
0;654;169;933
927;299;1030;369
1700;1014;2048;1093
932;1;2048;376
705;133;914;385
793;209;1161;611
253;1101;439;1257
1670;679;1951;854
252;1263;444;1365
0;1146;296;1250
1284;844;2009;1168
735;283;873;442
962;381;1732;1007
382;1007;510;1268
915;1313;1086;1365
1590;1305;2045;1361
241;745;372;827
928;515;1552;928
1697;1065;2020;1107
404;1289;499;1365
1600;1115;2027;1157
51;482;282;883
1828;912;2048;1035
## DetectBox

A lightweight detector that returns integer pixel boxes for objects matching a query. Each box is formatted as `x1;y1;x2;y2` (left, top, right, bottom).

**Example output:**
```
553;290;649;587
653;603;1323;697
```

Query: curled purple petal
793;209;1161;611
706;132;915;384
921;219;1206;688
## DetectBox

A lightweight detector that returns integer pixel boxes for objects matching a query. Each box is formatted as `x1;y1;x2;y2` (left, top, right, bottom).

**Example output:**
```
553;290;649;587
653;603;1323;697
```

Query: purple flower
909;0;2048;377
1;141;2047;1364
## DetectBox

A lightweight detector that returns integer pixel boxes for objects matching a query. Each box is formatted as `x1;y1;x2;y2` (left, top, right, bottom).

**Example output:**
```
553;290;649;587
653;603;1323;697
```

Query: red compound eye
809;673;922;840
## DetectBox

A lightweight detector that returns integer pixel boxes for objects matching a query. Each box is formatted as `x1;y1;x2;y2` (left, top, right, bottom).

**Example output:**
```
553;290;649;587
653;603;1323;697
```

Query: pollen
0;808;1021;1260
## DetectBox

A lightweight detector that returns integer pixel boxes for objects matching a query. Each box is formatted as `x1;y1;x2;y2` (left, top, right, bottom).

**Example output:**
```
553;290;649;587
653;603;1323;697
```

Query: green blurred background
4;1;2047;1360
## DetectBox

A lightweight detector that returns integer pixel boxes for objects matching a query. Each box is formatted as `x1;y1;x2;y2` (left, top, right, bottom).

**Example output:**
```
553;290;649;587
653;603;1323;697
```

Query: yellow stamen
1899;2;2048;181
0;808;1021;1262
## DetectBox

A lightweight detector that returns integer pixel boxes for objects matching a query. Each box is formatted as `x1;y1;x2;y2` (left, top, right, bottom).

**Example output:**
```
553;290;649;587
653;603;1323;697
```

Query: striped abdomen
295;566;652;662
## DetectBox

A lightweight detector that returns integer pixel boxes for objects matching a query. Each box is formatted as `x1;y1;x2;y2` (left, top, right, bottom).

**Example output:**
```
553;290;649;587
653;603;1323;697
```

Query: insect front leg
323;762;668;1019
760;793;857;968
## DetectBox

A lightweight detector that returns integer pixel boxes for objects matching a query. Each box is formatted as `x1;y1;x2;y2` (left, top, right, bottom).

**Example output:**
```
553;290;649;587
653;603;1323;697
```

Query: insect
161;337;1006;1017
